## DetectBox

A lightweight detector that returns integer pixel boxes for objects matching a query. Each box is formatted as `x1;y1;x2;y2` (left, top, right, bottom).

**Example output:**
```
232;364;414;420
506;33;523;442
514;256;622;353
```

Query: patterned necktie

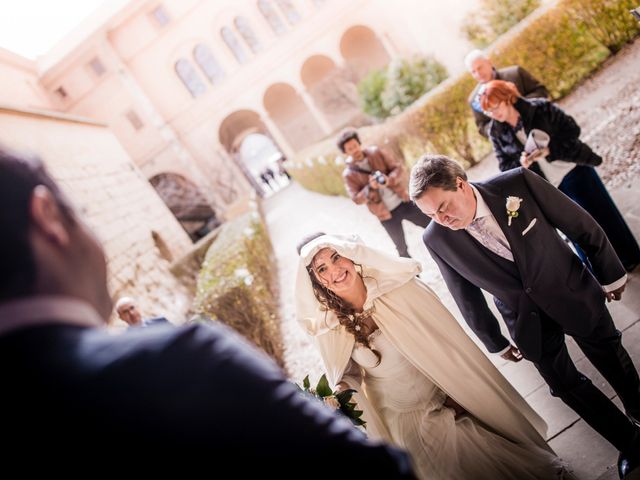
466;217;514;261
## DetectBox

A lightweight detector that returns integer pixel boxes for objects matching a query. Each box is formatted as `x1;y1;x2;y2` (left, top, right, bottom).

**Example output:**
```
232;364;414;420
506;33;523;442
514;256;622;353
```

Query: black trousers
559;165;640;271
532;308;640;452
380;201;430;258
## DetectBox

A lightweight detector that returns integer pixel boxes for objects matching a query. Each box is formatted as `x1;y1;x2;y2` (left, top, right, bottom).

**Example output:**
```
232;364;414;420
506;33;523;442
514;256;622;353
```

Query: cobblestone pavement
263;37;640;480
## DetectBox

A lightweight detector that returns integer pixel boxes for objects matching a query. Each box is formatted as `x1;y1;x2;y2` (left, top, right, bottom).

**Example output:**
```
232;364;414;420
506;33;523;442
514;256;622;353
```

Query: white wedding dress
351;329;568;480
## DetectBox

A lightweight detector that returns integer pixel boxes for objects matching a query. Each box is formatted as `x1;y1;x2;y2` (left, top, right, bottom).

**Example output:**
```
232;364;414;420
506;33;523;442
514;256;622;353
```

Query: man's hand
500;345;523;362
368;173;388;190
605;283;626;302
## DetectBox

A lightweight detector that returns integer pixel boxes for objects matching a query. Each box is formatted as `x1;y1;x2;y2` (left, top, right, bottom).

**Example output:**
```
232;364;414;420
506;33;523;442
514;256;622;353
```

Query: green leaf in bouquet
315;374;333;398
351;417;367;427
335;389;357;405
302;375;310;390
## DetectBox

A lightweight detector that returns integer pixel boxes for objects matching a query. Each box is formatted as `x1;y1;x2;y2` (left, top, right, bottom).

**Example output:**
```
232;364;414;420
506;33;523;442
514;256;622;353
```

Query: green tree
357;69;389;119
358;56;448;120
461;0;541;48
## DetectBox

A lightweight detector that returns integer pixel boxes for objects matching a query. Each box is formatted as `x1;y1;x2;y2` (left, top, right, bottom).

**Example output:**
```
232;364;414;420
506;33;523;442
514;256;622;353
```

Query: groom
410;154;640;477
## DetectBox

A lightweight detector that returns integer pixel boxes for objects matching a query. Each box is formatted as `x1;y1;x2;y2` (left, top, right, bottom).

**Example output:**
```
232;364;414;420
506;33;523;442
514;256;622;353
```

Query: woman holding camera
481;80;640;272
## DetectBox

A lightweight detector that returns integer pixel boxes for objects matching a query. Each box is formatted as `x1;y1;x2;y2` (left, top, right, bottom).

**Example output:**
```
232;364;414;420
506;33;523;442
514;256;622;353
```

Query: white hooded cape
295;233;550;451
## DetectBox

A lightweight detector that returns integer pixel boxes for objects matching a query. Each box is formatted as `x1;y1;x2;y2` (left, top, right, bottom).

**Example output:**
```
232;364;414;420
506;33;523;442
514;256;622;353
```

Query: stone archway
218;109;285;197
149;172;220;241
239;133;288;196
263;82;325;151
339;25;391;81
300;54;359;130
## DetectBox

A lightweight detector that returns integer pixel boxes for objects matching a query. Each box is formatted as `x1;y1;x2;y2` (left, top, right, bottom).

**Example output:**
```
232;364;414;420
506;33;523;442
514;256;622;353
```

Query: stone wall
0;105;193;327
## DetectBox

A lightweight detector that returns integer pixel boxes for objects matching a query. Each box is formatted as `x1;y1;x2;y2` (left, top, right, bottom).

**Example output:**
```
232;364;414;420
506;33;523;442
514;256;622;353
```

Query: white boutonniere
506;196;523;226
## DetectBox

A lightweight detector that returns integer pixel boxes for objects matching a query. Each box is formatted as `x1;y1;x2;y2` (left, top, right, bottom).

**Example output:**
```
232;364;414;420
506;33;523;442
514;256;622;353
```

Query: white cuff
603;274;627;293
495;344;511;356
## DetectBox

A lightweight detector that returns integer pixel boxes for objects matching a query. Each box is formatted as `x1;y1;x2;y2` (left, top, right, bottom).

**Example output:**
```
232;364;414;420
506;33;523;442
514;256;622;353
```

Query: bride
295;232;572;479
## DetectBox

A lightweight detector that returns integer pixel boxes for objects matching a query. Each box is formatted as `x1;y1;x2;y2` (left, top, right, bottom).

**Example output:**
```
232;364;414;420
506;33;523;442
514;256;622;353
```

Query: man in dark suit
410;154;640;478
465;49;549;138
0;148;415;476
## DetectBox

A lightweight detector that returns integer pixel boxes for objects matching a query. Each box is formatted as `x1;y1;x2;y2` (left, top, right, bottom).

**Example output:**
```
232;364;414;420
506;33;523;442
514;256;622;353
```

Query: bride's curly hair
297;232;381;365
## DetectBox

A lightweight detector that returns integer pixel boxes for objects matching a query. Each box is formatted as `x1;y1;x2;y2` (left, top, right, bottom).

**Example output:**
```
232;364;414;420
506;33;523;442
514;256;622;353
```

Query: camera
372;170;387;185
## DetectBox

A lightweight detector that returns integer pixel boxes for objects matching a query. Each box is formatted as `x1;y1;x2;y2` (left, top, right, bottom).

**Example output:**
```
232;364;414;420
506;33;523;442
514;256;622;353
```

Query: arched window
175;59;207;97
275;0;300;25
194;44;225;84
221;26;249;64
258;0;286;35
234;17;262;53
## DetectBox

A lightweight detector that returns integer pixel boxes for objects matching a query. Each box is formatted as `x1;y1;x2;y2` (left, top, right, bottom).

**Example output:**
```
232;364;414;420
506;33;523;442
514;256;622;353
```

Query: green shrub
562;0;640;53
288;154;347;197
412;76;489;166
358;56;448;120
358;69;389;119
490;3;609;99
192;209;285;368
462;0;541;48
380;56;448;116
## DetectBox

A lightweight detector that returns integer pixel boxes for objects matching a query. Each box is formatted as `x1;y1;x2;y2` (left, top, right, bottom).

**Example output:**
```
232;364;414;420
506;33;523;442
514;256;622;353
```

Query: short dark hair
409;154;467;201
336;129;360;153
0;148;74;300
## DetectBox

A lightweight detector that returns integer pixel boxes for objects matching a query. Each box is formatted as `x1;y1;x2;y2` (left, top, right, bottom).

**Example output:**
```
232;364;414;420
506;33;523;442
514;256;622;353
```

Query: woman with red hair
480;79;639;272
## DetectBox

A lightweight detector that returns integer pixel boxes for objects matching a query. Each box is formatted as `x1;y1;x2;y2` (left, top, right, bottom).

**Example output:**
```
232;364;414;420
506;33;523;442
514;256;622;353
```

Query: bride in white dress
295;233;573;480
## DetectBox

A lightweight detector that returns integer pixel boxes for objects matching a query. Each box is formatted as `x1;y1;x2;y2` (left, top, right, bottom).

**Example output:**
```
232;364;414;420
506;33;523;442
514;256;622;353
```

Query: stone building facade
0;0;480;323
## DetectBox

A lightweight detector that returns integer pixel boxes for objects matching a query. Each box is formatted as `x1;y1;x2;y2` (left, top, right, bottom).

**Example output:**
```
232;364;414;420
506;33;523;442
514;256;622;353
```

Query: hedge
289;0;639;196
192;206;285;368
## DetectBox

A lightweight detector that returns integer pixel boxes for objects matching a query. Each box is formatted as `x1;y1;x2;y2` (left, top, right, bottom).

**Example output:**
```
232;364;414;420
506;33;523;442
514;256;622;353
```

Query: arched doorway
340;25;391;81
239;133;289;196
218;109;286;197
300;54;359;130
150;172;220;241
263;82;325;151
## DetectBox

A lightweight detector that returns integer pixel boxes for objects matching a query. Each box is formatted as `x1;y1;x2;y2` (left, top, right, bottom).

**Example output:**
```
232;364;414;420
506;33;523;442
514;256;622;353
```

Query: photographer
338;128;429;258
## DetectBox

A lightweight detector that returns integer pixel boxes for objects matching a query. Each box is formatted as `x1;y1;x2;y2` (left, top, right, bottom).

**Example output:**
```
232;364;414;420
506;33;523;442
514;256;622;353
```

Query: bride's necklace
350;305;377;335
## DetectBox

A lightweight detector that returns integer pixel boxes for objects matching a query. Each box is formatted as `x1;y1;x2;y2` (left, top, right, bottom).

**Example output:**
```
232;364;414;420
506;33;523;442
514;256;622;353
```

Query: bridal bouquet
297;374;366;428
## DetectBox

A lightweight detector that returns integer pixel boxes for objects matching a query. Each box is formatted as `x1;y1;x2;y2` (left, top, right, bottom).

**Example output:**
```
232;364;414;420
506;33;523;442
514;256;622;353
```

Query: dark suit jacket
142;316;171;327
468;65;549;138
0;321;414;475
423;168;624;360
489;97;602;173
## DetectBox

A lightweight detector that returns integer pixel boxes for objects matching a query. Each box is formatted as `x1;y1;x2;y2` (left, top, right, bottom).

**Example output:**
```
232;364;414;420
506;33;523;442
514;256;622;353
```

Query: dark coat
488;97;602;174
423;168;623;360
0;321;414;475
